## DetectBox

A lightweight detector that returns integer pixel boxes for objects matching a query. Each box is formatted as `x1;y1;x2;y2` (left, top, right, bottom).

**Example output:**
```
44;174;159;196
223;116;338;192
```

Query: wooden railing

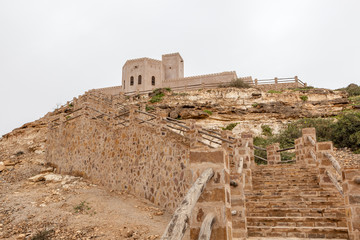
253;76;306;87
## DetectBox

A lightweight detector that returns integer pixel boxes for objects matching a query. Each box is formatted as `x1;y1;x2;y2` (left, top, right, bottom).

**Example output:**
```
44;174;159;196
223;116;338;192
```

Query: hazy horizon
1;0;359;136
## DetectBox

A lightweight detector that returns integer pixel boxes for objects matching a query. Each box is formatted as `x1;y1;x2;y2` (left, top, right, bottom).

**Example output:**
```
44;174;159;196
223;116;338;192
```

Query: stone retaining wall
47;108;194;211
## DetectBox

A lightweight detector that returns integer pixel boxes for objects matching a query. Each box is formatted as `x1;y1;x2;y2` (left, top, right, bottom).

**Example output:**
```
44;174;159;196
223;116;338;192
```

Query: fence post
301;128;317;165
254;78;258;87
316;141;335;187
189;148;233;240
266;143;281;165
229;134;252;239
342;167;360;240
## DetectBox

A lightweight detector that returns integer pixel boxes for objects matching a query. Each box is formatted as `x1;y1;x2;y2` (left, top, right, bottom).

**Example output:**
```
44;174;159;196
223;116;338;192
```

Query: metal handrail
254;145;266;151
254;155;267;162
198;130;234;144
277;146;295;152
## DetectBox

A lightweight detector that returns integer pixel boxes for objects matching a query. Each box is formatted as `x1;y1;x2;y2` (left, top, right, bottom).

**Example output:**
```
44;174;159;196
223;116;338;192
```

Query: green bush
345;84;360;97
150;93;164;103
203;109;213;115
261;125;273;136
253;114;360;153
252;103;259;108
300;95;308;101
267;90;282;94
291;86;314;91
331;112;360;152
222;122;239;131
145;105;155;112
220;78;250;89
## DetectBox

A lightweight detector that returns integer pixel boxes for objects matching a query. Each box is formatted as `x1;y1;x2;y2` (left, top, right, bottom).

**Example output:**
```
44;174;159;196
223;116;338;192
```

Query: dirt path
0;162;171;240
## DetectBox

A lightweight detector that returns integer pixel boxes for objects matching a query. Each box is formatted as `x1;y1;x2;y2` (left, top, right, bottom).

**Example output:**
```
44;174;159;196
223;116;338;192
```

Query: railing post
342;167;360;240
229;133;253;239
266;143;281;165
316;141;335;187
254;78;258;87
301;128;317;165
189;148;232;240
185;120;203;148
294;76;299;84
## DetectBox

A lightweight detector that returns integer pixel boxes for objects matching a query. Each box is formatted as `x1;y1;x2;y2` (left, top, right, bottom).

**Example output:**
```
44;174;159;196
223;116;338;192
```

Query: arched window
130;76;134;86
151;76;155;86
138;75;142;85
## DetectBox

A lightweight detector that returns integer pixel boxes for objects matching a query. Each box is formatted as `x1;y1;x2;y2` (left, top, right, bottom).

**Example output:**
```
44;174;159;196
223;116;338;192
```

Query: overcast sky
0;0;359;136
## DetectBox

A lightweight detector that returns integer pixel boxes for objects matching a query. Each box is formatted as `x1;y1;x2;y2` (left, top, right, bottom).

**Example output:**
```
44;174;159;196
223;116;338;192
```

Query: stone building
94;52;305;96
121;52;240;95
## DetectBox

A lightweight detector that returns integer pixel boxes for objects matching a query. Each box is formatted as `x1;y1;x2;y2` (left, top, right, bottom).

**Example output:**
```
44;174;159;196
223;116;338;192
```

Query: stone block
317;142;333;151
190;149;224;164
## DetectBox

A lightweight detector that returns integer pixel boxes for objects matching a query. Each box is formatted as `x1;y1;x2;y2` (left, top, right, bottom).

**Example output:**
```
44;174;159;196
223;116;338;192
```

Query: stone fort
95;52;306;96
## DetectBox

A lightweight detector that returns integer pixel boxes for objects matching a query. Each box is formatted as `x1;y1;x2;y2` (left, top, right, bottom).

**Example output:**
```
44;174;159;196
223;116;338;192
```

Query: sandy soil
0;161;171;240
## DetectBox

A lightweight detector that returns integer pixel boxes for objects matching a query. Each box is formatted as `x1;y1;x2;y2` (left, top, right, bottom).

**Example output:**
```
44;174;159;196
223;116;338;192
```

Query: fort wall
47;110;194;211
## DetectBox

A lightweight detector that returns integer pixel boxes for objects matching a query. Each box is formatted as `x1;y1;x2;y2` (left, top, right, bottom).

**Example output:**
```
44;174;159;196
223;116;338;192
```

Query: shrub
145;105;155;112
275;118;334;148
222;122;239;131
203;109;213;115
291;86;314;91
261;125;273;136
220;78;250;89
31;229;54;240
349;95;360;103
252;103;259;108
331;112;360;152
268;90;282;94
345;83;360;97
300;95;308;101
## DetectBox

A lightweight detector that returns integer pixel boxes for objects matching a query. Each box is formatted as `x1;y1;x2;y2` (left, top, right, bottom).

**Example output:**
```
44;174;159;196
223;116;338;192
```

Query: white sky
0;0;359;136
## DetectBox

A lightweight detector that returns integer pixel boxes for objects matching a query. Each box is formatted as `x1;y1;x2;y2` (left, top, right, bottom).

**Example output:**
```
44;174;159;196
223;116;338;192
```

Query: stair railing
198;213;216;240
161;168;214;240
324;152;344;196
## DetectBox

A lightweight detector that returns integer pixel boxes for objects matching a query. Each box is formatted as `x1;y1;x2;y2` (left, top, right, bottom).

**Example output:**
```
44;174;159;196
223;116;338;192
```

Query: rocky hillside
130;87;351;135
0;86;358;239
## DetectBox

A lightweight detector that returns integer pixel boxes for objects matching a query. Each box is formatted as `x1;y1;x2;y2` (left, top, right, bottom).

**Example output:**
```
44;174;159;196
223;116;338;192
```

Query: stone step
252;183;321;190
246;189;340;197
246;201;344;209
247;226;349;239
247;216;347;228
246;207;346;218
251;177;319;182
246;238;348;240
246;195;343;203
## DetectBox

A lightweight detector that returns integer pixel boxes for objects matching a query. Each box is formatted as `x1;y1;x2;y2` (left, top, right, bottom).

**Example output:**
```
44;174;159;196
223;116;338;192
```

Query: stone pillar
230;136;248;239
294;76;299;83
266;143;281;165
342;168;360;240
274;77;278;85
254;78;258;87
189;148;232;240
316;141;334;186
185;120;202;149
295;137;304;163
301;128;317;165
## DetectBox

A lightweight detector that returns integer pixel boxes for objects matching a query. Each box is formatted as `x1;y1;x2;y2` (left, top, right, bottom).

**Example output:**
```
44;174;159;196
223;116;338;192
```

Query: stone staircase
245;164;349;239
